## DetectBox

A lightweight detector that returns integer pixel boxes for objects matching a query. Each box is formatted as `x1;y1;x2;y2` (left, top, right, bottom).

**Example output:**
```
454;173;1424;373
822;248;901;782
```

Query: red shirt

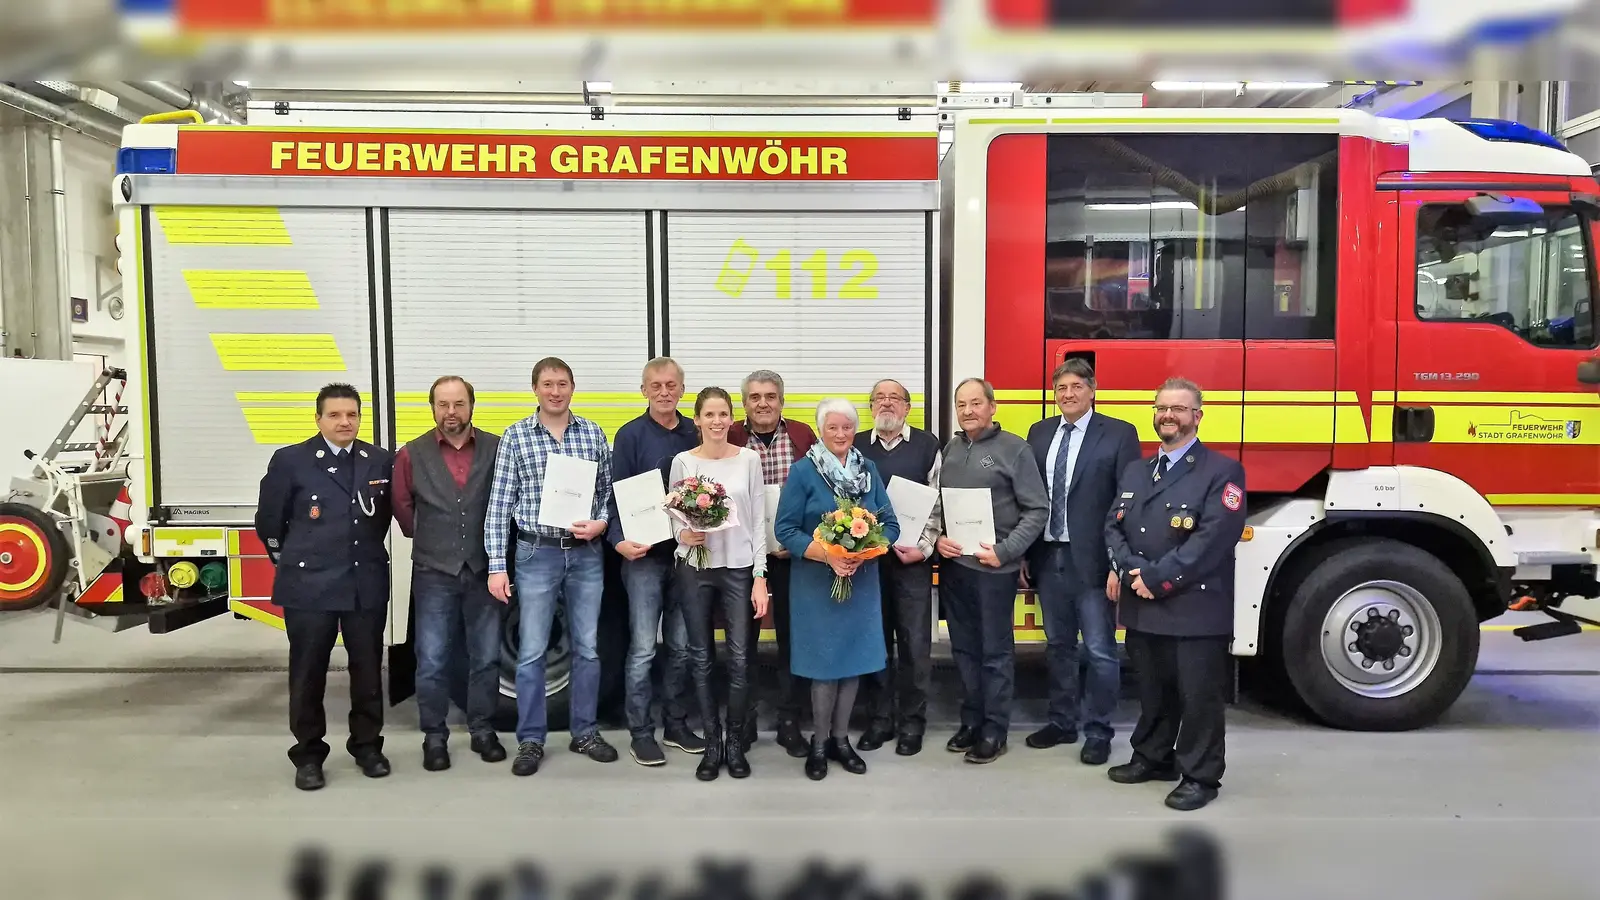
392;428;478;537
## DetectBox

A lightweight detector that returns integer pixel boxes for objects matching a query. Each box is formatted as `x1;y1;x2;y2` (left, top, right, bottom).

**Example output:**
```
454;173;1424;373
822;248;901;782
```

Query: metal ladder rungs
86;406;128;415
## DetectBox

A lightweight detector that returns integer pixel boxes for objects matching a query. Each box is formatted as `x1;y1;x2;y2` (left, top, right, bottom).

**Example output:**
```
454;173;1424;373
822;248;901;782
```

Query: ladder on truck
36;367;131;472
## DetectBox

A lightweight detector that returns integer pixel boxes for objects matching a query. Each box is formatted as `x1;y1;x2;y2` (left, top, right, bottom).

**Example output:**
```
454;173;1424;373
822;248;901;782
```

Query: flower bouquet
665;475;738;569
812;496;891;601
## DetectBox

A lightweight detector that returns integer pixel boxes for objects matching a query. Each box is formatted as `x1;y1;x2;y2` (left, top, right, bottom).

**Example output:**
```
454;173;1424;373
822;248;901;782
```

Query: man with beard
852;378;942;756
1104;377;1246;811
393;375;506;771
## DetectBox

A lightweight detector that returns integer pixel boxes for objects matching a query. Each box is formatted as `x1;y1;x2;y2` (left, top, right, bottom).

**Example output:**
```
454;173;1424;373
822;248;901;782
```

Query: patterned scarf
806;442;871;500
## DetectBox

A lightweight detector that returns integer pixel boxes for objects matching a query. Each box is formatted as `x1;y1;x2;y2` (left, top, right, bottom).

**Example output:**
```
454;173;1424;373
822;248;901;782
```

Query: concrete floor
2;609;1598;900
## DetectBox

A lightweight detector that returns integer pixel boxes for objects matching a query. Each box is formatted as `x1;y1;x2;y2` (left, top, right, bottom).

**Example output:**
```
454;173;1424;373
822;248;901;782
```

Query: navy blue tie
1048;422;1074;540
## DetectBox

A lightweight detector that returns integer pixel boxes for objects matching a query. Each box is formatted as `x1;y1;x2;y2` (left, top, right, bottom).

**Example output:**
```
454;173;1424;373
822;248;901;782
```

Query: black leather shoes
512;742;544;776
827;737;868;775
294;763;325;791
356;753;391;778
1080;738;1111;766
472;732;507;763
1025;723;1078;749
423;741;451;772
1108;758;1181;784
895;734;923;756
696;727;724;782
804;735;828;781
725;723;752;779
662;722;707;755
964;735;1007;764
776;719;808;758
1165;780;1219;811
855;723;895;752
946;726;978;753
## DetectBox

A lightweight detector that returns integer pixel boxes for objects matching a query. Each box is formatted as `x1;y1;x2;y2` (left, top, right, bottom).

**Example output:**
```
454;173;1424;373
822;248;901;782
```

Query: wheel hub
1319;580;1442;700
0;521;48;595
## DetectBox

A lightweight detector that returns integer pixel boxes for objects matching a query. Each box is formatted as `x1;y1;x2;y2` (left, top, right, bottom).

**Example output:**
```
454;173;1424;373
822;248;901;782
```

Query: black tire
1278;537;1479;732
0;503;70;613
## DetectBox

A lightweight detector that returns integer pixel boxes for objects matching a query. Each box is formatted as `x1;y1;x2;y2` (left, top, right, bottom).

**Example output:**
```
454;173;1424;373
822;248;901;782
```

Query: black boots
724;721;751;779
804;734;828;780
826;736;868;775
696;724;724;781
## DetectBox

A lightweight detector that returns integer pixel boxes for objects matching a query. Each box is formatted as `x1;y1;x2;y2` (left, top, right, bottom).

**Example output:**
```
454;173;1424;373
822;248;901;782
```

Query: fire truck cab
945;107;1600;731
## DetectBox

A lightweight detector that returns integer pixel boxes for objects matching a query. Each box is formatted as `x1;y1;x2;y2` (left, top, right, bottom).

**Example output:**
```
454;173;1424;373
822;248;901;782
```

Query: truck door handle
1394;405;1435;443
1578;358;1600;386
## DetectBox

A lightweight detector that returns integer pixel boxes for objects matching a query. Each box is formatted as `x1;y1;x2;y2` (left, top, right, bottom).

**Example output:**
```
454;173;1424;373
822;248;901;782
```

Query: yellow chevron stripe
1487;493;1600;506
235;397;376;445
184;270;319;310
211;333;345;371
155;206;291;246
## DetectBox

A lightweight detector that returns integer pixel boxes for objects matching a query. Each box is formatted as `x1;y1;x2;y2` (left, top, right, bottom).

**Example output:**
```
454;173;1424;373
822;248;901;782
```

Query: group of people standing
256;354;1245;811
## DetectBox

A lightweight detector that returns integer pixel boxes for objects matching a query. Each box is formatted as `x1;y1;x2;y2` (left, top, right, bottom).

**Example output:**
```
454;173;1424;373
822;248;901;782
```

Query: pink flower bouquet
665;475;738;569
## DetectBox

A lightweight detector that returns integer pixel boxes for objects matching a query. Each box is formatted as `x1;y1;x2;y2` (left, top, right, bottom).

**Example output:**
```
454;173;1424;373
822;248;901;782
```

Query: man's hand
616;540;650;561
1018;559;1031;590
1106;570;1121;603
936;536;964;559
976;543;1002;568
1129;568;1154;600
488;572;512;604
893;545;926;565
680;529;706;547
570;520;606;541
751;579;770;619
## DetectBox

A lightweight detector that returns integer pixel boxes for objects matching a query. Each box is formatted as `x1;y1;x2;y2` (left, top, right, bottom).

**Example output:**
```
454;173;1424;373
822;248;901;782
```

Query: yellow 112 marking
715;239;879;301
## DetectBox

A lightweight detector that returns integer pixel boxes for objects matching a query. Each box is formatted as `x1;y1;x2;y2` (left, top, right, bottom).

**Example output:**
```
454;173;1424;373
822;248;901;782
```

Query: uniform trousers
285;605;388;768
1124;628;1229;788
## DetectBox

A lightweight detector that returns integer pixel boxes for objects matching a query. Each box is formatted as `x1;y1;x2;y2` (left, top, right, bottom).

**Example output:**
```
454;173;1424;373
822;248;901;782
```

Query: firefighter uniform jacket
254;435;395;613
1103;440;1246;638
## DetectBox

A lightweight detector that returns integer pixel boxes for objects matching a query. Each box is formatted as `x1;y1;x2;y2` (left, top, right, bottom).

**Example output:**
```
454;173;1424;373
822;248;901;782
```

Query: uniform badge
310;505;321;520
1121;492;1134;499
1162;581;1174;591
1183;516;1195;530
1170;515;1182;528
980;455;995;469
1222;482;1243;511
1116;510;1125;521
315;449;325;459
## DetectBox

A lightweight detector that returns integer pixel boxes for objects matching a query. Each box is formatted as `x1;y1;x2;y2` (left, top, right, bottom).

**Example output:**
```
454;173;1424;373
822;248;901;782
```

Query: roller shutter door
665;212;929;428
386;210;651;442
146;206;373;511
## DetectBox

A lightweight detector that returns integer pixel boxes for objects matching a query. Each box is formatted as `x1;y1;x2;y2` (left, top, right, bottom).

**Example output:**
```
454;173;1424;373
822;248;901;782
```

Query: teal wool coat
774;455;901;681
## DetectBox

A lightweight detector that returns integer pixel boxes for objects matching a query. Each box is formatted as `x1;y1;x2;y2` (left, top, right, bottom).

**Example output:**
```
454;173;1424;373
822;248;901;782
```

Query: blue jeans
512;538;603;746
622;554;692;739
1034;542;1119;742
414;565;504;741
941;562;1019;740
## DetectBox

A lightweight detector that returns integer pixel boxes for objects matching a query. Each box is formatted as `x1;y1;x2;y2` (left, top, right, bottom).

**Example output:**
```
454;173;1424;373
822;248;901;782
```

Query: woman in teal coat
774;397;900;780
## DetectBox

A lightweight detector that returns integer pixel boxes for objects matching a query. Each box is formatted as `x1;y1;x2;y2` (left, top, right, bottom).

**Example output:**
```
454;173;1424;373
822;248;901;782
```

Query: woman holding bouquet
773;398;900;780
669;386;770;782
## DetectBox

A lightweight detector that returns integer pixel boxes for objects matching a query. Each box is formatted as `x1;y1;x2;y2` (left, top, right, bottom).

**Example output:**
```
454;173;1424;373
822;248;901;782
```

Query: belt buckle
559;535;579;550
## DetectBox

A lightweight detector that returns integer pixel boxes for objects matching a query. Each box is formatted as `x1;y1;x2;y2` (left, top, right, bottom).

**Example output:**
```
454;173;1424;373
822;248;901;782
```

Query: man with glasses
1103;377;1246;811
852;379;943;756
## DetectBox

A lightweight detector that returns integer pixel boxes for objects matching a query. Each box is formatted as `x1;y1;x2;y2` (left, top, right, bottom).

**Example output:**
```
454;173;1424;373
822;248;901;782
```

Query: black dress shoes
895;734;923;756
776;719;808;758
1165;780;1219;811
423;741;451;772
1024;723;1078;749
964;735;1007;764
1080;738;1111;766
826;737;868;775
472;732;507;763
945;726;978;753
804;735;828;780
356;752;391;778
294;763;325;791
1107;758;1181;784
855;723;895;752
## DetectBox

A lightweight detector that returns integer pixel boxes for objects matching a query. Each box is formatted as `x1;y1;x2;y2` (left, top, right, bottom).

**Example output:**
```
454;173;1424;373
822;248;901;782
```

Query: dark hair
1051;357;1096;389
429;375;476;406
694;386;733;418
316;383;362;416
531;357;574;387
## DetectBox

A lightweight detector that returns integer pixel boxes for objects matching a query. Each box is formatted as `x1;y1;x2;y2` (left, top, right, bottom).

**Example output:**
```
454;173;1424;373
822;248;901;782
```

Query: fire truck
3;99;1595;734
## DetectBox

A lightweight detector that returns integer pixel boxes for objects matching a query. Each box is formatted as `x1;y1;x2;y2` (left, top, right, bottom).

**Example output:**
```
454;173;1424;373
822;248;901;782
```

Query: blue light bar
117;147;177;175
1449;118;1569;153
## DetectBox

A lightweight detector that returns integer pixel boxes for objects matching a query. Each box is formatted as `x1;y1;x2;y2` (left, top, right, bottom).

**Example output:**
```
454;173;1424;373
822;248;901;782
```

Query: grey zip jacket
940;423;1050;574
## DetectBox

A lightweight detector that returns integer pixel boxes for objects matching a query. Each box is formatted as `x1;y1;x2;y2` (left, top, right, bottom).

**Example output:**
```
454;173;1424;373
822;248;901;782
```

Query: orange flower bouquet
812;496;891;601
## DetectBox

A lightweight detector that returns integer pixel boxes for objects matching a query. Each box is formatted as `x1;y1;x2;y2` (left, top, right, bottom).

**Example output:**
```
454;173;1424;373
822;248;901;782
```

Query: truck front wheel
1278;537;1479;732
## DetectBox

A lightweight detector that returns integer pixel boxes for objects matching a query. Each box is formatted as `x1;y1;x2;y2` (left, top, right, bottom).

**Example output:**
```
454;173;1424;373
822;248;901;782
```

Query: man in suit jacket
1024;358;1142;766
1103;377;1247;812
255;383;396;791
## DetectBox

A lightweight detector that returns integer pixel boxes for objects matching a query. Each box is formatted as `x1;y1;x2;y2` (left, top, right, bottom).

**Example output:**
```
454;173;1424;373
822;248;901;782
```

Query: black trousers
679;564;755;733
1125;628;1229;788
941;562;1018;740
764;554;808;724
284;606;388;768
864;558;933;736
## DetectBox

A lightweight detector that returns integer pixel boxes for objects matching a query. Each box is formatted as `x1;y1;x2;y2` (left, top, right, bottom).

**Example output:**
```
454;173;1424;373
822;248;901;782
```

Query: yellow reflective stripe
211;333;345;371
155;206;291;246
229;599;287;631
1370;404;1395;444
1398;391;1600;405
238;399;375;445
228;531;242;555
1487;493;1600;506
152;527;226;542
184;270;319;310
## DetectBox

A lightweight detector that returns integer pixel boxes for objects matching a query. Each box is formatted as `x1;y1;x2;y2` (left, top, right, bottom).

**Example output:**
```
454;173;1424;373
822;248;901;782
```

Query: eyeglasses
1153;405;1194;415
871;394;909;404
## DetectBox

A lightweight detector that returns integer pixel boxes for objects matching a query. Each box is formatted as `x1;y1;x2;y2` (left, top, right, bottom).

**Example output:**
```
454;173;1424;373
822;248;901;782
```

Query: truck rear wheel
0;503;70;613
1278;537;1479;731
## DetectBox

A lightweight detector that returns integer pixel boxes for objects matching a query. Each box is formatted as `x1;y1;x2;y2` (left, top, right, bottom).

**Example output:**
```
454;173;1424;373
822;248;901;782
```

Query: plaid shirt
748;422;799;486
484;412;613;574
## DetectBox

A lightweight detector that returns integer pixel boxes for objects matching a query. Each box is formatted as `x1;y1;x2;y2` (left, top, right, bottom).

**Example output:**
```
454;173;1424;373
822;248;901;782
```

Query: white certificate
764;484;782;553
941;487;996;556
886;476;938;550
538;453;598;531
614;470;674;546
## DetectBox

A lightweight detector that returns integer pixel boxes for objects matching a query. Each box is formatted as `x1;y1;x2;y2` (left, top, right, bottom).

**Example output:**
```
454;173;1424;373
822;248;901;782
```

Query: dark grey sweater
940;424;1050;574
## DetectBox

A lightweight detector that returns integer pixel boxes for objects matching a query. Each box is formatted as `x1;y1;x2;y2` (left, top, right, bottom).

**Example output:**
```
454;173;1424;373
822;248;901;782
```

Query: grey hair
1051;357;1096;390
954;377;995;403
1156;376;1203;409
869;378;911;402
642;356;684;384
742;369;785;398
815;397;860;433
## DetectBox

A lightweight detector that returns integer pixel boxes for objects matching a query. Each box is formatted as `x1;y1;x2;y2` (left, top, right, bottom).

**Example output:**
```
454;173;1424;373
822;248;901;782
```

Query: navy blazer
1025;409;1143;586
254;435;395;613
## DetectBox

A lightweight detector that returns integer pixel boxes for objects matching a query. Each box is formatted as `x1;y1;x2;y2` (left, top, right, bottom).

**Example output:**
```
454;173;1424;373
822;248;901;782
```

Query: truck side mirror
1464;193;1546;229
1579;358;1600;386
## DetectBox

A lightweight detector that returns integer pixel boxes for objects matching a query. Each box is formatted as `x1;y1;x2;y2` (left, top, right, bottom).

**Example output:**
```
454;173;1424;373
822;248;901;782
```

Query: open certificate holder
885;476;938;550
940;487;995;555
538;453;598;531
614;470;674;546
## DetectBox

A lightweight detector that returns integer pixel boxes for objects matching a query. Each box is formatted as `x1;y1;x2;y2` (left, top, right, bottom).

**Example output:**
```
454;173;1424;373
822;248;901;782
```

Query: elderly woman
774;397;900;780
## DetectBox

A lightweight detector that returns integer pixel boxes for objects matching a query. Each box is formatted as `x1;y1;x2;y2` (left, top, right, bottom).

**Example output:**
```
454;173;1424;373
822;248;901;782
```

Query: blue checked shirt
484;413;613;574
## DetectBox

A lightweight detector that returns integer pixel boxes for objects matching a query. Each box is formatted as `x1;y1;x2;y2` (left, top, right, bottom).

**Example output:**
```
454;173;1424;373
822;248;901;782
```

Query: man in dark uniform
1103;376;1246;811
255;383;396;791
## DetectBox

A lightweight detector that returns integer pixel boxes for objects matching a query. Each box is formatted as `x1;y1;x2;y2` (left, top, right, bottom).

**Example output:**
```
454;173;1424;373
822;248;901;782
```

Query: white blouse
668;447;769;576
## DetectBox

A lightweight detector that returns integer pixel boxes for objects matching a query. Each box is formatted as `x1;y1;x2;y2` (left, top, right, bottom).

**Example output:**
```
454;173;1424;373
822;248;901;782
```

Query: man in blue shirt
607;357;705;766
485;357;617;776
